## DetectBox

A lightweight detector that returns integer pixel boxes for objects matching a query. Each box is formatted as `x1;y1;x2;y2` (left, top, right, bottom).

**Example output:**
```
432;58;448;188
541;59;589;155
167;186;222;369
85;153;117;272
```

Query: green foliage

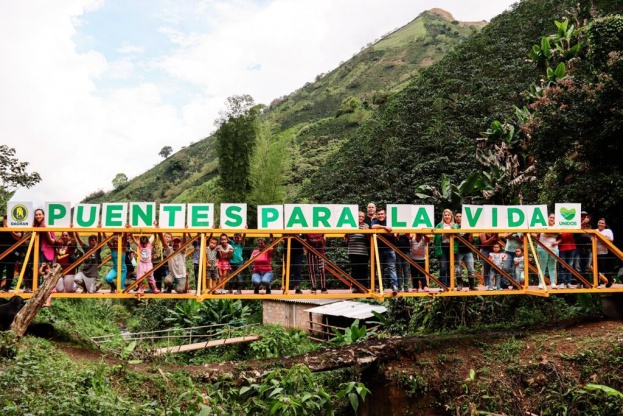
330;319;370;346
239;365;333;415
585;383;623;398
0;337;212;415
165;299;251;329
0;145;41;214
159;145;173;159
383;295;601;336
214;95;259;202
45;299;129;342
248;121;291;209
112;172;128;190
305;0;579;206
526;14;623;227
248;325;317;359
0;331;19;359
113;341;142;377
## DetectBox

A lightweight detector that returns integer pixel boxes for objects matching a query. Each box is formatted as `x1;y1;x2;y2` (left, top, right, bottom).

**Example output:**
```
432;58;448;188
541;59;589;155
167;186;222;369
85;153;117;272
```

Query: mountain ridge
82;9;486;204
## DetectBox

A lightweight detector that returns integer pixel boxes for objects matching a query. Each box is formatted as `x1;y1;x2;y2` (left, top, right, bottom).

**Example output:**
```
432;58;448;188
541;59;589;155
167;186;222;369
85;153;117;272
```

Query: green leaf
584;384;623;398
348;392;359;412
554;62;566;79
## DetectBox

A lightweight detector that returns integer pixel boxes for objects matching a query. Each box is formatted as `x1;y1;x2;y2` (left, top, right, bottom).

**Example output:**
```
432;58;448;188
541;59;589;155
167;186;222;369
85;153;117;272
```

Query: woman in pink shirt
251;237;275;294
24;208;56;292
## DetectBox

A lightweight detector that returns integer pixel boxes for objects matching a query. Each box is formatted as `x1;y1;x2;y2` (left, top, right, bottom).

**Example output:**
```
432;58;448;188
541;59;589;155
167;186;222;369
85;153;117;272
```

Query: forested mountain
82;9;485;204
306;0;623;230
85;0;623;234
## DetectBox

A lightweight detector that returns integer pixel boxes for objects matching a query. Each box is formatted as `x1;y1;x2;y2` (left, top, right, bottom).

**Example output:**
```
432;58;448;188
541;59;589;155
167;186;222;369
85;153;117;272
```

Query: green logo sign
560;207;576;221
10;204;28;222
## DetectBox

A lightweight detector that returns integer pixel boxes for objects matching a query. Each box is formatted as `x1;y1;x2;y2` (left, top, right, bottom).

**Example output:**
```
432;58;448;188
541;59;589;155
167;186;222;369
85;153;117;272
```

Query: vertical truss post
373;234;383;294
449;235;455;291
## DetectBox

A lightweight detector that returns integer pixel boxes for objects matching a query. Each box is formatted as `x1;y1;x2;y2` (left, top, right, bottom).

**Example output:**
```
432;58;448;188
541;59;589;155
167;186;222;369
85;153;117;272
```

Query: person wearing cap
163;236;189;293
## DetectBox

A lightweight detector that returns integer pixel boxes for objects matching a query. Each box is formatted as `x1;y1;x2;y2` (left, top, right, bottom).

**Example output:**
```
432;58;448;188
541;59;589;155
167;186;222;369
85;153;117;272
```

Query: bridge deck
2;284;622;300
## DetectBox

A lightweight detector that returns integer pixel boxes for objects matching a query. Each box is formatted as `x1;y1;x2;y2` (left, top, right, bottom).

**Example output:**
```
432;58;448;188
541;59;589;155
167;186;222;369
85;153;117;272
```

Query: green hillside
82;9;484;204
306;0;622;204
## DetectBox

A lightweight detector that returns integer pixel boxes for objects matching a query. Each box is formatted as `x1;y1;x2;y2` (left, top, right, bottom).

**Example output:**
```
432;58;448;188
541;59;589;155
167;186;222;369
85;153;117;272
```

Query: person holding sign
24;208;56;292
433;209;459;291
251;237;276;294
536;213;562;289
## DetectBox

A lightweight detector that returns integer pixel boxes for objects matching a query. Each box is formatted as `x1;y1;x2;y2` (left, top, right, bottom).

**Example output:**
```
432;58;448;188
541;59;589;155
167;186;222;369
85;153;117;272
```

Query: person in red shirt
251;237;275;294
558;232;576;288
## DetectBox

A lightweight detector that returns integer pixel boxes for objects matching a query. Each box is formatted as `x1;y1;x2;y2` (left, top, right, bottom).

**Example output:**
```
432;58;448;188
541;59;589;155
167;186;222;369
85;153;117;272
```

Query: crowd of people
0;206;619;295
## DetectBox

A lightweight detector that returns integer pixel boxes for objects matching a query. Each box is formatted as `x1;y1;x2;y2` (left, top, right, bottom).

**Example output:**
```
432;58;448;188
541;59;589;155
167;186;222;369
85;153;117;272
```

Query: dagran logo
10;204;28;222
560;207;576;221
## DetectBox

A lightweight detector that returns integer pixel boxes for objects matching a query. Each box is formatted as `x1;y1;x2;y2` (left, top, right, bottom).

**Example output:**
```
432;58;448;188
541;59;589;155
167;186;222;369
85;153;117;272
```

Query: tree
214;95;260;202
112;173;128;190
0;145;42;214
248;122;291;206
159;146;173;159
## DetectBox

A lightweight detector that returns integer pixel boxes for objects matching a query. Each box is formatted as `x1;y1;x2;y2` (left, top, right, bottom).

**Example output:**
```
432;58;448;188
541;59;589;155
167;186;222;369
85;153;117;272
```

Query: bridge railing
0;228;621;299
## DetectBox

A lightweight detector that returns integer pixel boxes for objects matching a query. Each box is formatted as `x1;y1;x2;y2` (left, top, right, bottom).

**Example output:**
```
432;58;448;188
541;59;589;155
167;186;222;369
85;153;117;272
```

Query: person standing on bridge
502;231;523;289
229;232;247;295
251;236;275;294
372;208;399;295
217;233;233;292
596;218;615;288
163;236;189;293
23;208;56;292
558;231;576;289
345;212;369;293
536;213;561;289
129;234;161;294
433;209;458;291
303;233;327;294
364;203;376;227
53;231;79;293
479;231;498;289
103;234;128;293
73;232;102;293
410;233;429;292
454;212;476;291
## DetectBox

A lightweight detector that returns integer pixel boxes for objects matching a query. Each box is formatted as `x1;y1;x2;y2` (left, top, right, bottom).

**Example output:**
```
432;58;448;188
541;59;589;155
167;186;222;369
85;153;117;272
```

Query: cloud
117;42;144;54
0;0;516;208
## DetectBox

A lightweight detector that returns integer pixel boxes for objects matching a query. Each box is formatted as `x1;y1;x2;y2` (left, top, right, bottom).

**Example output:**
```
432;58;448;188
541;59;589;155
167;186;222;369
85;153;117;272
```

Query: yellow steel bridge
1;227;621;301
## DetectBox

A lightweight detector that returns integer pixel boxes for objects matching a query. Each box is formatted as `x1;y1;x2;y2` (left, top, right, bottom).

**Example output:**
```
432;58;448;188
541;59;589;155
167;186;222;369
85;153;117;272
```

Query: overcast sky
1;0;517;207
